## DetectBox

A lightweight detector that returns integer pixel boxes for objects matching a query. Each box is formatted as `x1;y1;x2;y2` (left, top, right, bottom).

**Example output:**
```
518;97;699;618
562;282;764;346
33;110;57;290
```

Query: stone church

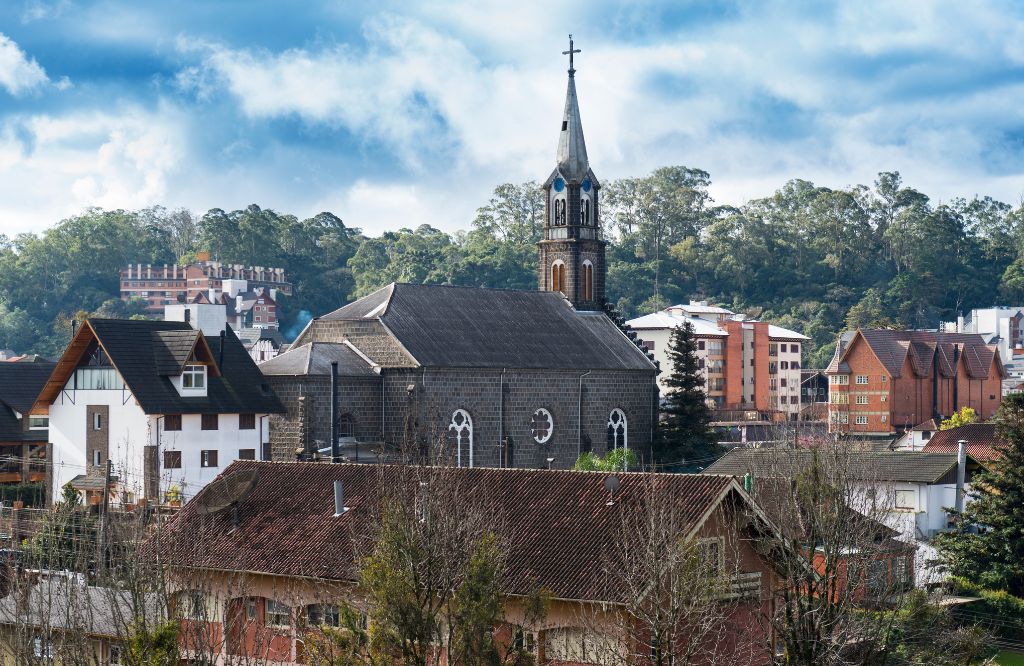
261;47;659;469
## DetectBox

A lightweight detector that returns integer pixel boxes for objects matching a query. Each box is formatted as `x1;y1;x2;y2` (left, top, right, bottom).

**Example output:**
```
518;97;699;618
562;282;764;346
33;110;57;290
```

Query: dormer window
182;365;206;390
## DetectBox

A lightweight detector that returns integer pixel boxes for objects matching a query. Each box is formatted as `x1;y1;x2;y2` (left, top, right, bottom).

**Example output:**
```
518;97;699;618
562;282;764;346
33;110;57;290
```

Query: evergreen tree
657;321;720;469
935;393;1024;596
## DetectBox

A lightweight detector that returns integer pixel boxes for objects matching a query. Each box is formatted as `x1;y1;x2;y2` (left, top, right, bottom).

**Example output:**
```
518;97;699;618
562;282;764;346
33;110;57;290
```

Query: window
546;628;619;665
338;414;355;438
164;451;182;469
880;395;887;403
831;393;849;404
792;361;801;369
514;629;537;655
881;415;887;423
790;396;798;404
780;378;787;388
881;375;888;382
164;414;182;431
531;408;553;444
245;597;257;620
33;636;53;659
607;409;627;451
201;414;218;430
109;644;124;665
699;538;724;577
641;340;655;352
28;416;48;430
448;409;474;467
750;358;754;367
266;600;290;628
238;449;256;460
697;340;706;351
769;343;778;357
855;415;868;425
856;375;869;385
201;450;218;468
855;394;869;405
92;450;102;466
781;361;789;370
706;340;723;355
551;261;566;294
182;364;206;389
239;413;256;430
177;591;206;620
581;261;594;301
895;489;915;510
832;375;849;385
93;413;103;430
832;412;849;424
307;603;340;627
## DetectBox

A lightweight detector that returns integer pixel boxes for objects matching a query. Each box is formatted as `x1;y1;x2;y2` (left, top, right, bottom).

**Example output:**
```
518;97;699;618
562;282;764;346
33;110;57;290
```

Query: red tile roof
156;462;744;602
922;423;1003;461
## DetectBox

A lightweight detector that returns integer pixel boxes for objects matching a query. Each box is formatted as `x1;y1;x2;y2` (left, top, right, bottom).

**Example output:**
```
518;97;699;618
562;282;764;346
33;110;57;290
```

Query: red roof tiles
922;423;1003;461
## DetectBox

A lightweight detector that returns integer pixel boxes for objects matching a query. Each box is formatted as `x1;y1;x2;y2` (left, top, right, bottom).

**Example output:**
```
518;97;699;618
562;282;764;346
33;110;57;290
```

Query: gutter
578;370;591;461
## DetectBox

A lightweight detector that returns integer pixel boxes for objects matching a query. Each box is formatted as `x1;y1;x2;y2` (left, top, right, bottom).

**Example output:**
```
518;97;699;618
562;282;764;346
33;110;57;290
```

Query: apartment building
627;302;808;419
825;330;1004;436
942;307;1024;393
119;253;291;315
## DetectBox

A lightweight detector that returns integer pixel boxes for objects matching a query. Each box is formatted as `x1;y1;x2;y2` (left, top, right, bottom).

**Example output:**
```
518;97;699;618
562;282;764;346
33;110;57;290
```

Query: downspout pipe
578;370;592;462
955;439;967;516
330;361;339;463
499;369;506;468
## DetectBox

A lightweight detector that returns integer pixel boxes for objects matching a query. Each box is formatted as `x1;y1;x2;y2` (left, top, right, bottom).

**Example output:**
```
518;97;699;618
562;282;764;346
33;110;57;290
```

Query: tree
573;447;639;472
936;394;1024;596
940;406;979;430
658;321;719;468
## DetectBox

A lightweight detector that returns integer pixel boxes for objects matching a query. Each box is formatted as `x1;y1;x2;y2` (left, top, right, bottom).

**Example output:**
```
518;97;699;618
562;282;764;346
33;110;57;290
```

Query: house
825;330;1004;436
262;56;659;471
941;307;1024;392
31;319;284;505
922;423;1002;462
627;304;808;419
235;327;286;363
155;461;786;665
0;359;54;492
892;418;941;451
704;448;984;541
0;576;161;663
165;302;285;363
119;255;291;314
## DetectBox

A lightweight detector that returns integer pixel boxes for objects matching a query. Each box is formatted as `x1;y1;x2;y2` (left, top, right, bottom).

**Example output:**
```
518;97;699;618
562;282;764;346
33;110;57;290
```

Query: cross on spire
563;34;581;76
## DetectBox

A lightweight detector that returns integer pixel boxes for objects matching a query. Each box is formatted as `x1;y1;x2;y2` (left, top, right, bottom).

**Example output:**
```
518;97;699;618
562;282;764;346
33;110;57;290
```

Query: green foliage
657;320;720;469
936;394;1024;596
941;406;980;430
573;447;639;472
873;589;996;665
946;577;1024;643
23;483;99;571
123;619;179;666
0;482;46;507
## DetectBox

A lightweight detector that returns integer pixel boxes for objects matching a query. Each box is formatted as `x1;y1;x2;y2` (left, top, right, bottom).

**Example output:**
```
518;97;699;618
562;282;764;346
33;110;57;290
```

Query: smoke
283;309;313;341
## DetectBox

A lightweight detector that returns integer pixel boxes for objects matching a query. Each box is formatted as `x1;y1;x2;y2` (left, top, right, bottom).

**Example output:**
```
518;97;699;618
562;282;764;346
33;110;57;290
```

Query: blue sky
1;0;1023;237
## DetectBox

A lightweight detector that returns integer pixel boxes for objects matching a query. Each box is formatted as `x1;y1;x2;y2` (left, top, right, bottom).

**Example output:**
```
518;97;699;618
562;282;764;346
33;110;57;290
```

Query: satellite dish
194;469;259;515
604;475;621;494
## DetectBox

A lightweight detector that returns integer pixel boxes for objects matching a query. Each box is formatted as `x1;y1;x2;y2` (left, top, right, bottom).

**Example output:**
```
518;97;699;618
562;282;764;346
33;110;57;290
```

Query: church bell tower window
552;261;566;295
581;261;593;302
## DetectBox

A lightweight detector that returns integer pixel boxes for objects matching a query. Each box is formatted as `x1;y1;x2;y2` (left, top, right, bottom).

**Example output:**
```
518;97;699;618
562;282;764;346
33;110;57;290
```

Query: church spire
556;35;590;183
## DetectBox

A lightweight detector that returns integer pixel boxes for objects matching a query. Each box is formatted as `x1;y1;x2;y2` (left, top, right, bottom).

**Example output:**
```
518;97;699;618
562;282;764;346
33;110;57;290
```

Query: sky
1;0;1023;238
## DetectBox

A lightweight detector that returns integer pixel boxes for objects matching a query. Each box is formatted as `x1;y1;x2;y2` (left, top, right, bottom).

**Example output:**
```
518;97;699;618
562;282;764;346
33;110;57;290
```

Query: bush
0;483;46;507
946;577;1024;641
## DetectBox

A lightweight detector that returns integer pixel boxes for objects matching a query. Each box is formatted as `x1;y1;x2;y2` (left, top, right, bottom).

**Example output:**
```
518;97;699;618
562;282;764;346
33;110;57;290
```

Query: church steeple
538;35;606;311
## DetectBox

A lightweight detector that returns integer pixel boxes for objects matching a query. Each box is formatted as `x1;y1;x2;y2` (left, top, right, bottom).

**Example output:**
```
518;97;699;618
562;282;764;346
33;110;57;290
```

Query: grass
997;650;1024;665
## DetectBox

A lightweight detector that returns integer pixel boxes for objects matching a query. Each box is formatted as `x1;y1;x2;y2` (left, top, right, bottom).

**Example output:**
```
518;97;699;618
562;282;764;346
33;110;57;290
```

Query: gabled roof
0;579;162;637
0;359;53;441
235;327;285;349
321;284;654;372
157;462;751;603
625;311;728;337
922;423;1002;461
704;448;983;485
827;329;1003;380
34;319;283;415
259;342;378;377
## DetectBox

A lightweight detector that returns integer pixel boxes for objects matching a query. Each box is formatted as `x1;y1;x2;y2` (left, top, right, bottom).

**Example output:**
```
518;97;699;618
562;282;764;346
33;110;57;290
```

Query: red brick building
826;330;1004;436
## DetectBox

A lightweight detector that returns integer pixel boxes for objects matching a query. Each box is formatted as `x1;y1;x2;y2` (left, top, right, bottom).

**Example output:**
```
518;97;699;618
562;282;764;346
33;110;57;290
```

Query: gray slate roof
704;448;980;485
259;342;377;377
77;319;284;415
320;283;654;372
0;360;54;441
0;578;163;637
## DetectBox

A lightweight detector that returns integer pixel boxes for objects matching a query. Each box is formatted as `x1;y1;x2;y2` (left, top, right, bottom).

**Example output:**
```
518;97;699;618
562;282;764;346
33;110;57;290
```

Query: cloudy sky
1;1;1023;237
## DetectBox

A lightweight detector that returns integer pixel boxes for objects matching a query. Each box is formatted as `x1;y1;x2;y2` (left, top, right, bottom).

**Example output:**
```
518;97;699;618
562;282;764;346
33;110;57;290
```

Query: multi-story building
32;318;283;505
627;302;808;419
941;307;1024;393
119;254;291;316
825;330;1004;437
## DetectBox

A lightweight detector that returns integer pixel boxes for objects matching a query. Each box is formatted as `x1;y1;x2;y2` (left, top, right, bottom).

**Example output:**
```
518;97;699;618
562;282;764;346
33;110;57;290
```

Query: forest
1;167;1022;367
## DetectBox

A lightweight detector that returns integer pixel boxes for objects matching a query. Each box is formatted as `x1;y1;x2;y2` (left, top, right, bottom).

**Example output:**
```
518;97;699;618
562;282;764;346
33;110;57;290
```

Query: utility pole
97;459;111;572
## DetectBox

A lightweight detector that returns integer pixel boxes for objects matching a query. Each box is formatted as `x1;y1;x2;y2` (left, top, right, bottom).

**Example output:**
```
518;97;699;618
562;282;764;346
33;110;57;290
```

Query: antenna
604;475;620;506
193;468;259;516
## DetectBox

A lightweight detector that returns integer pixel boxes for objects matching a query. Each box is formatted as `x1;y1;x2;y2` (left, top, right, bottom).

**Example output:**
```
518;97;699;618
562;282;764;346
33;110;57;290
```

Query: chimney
333;479;348;516
331;361;339;463
955;439;967;515
184;308;191;325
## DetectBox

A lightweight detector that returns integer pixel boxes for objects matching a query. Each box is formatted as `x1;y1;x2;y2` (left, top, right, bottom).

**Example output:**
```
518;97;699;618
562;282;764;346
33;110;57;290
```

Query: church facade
261;49;660;469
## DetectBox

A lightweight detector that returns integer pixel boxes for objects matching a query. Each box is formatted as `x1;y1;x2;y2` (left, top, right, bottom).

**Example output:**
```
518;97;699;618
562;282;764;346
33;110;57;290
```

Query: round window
553;177;565;193
531;408;554;444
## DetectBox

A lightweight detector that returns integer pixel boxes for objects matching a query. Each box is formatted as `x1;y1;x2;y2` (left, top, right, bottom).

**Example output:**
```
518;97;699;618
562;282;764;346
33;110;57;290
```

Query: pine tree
935;393;1024;596
657;320;720;470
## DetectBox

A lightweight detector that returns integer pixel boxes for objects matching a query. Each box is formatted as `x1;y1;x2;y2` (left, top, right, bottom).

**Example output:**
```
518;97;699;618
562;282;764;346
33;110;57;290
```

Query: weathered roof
704;448;982;485
236;327;285;349
626;311;728;337
321;284;654;372
0;579;162;637
827;329;1002;379
152;330;200;375
554;71;591;184
157;462;744;602
259;342;378;377
35;319;284;415
923;423;1002;461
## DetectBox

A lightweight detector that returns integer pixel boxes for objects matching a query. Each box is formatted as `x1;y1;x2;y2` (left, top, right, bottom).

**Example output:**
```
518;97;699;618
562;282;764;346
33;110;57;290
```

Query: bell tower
538;35;606;311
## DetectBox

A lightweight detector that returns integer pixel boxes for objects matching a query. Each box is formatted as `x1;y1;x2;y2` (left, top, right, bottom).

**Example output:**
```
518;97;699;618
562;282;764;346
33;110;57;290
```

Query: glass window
201;450;218;468
855;395;869;405
895;489;916;510
182;365;206;389
831;375;849;385
307;603;340;627
607;409;627;451
74;368;124;390
855;415;868;425
28;416;48;430
238;449;256;460
856;375;869;384
266;600;290;628
448;409;474;467
164;451;182;469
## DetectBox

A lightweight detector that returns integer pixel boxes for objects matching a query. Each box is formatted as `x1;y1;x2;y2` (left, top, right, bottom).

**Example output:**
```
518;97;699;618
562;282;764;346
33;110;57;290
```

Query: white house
32;319;283;505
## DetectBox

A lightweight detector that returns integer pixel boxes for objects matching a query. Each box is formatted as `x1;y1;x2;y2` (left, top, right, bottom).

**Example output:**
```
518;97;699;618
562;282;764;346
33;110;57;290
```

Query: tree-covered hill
1;168;1021;366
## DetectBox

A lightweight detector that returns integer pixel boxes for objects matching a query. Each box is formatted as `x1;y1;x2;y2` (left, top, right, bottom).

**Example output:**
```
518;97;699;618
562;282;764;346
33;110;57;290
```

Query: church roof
555;72;593;184
259;342;378;377
320;283;655;372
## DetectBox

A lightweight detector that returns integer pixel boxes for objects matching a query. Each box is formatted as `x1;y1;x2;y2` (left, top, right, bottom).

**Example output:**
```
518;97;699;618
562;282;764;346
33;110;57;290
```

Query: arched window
581;261;594;302
553;198;567;226
338;413;355;439
580;197;591;226
551;261;566;295
531;408;554;444
448;409;473;467
607;409;627;451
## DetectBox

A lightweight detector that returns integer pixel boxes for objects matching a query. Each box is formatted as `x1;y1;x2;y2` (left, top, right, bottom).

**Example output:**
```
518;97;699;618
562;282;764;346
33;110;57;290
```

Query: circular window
531;408;554;444
553;177;565;193
581;178;592;192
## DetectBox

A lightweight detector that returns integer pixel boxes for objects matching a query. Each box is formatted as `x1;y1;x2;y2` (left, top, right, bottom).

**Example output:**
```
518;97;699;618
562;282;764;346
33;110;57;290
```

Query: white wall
164;303;227;337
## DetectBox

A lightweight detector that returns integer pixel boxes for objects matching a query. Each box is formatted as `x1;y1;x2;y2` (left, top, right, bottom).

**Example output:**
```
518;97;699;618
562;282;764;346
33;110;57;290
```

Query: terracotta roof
922;423;1002;461
156;462;745;602
826;330;1003;380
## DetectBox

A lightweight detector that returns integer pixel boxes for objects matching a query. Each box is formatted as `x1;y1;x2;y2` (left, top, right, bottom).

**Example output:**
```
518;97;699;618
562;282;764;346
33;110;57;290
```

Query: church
261;43;659;469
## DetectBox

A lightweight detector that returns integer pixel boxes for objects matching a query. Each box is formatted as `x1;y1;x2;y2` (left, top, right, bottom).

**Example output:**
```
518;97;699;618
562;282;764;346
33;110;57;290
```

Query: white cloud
0;33;50;95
